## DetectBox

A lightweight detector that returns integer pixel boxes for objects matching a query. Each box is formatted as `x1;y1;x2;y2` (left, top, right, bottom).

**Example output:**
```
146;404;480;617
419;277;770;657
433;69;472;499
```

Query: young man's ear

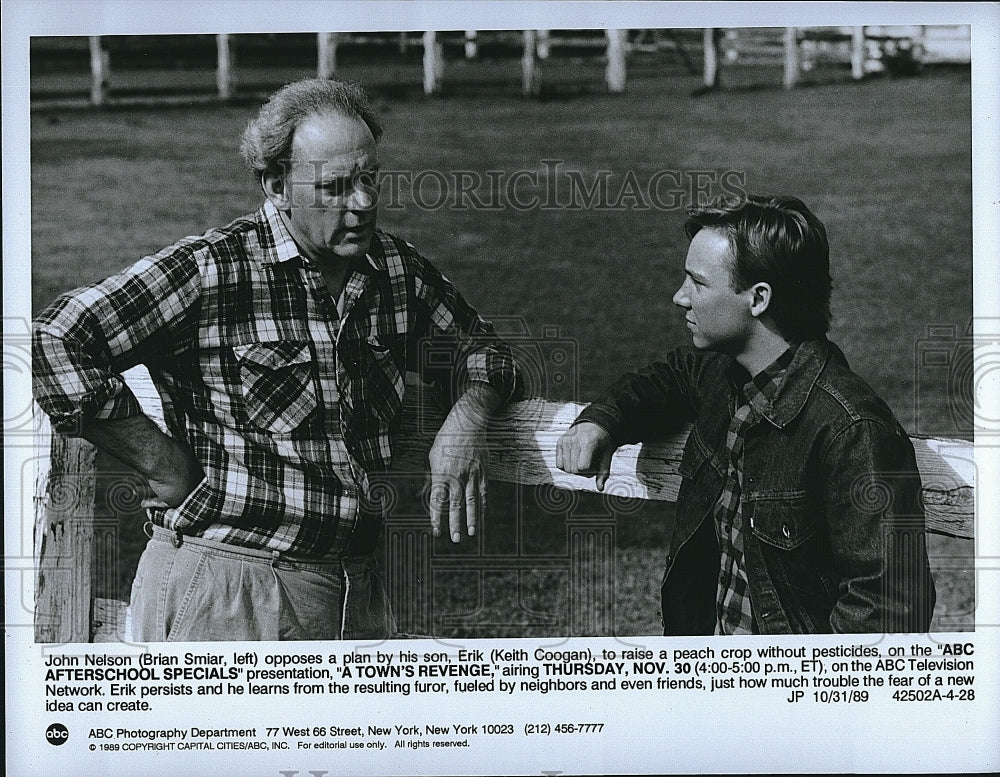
748;282;773;319
262;169;291;210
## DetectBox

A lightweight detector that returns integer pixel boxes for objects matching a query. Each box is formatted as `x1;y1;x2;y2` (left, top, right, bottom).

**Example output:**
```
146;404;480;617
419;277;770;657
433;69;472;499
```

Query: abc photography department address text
41;639;976;754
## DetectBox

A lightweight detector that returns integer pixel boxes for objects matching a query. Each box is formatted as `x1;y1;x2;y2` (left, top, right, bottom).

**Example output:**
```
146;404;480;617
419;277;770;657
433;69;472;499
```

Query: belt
145;523;375;571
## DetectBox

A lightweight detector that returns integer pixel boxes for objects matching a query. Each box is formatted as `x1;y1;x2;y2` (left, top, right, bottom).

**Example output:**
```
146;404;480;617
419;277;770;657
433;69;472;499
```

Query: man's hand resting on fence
428;383;503;543
556;422;616;491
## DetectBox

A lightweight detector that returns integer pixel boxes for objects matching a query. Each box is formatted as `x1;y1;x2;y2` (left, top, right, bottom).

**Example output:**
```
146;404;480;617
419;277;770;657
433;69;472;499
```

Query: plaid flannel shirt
33;201;522;556
714;346;796;635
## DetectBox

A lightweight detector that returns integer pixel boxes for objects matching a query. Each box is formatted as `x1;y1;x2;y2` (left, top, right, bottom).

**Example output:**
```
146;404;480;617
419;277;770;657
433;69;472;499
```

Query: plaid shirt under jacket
33;201;522;556
714;346;796;635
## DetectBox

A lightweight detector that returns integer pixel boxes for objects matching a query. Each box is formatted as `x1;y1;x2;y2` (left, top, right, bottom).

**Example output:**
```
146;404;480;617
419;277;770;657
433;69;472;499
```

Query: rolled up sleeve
32;253;201;435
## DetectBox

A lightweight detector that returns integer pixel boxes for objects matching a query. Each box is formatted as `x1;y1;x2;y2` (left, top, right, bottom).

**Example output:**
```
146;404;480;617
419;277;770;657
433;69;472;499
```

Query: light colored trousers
126;524;396;642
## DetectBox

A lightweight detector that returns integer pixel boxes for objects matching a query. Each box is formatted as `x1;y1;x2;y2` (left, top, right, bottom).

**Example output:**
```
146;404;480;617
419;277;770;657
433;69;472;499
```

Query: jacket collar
756;338;832;429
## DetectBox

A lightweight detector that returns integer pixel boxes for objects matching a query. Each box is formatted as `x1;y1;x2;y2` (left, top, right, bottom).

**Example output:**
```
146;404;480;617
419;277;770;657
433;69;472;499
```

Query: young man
33;79;522;641
557;195;935;635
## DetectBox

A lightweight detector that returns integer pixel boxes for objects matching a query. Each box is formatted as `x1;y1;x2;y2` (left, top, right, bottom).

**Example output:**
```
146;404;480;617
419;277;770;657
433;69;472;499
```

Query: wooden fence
32;26;958;108
33;368;974;642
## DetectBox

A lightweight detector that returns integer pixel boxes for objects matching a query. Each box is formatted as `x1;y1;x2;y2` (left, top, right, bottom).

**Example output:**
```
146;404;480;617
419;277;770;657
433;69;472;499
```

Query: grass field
30;64;974;635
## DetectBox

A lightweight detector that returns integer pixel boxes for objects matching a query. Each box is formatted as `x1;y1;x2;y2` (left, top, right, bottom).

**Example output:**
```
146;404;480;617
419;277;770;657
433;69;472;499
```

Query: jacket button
781;524;791;539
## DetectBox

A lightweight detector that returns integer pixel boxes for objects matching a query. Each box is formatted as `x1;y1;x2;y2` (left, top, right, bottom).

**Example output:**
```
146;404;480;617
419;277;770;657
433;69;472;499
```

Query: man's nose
348;181;378;210
672;282;689;308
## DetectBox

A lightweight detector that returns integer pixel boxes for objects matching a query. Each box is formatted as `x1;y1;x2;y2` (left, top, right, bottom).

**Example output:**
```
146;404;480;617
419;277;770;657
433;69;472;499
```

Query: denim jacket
576;339;936;635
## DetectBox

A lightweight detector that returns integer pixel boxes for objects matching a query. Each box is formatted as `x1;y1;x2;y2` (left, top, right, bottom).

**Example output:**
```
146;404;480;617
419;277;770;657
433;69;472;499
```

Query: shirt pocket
747;494;816;550
233;340;318;434
362;334;405;425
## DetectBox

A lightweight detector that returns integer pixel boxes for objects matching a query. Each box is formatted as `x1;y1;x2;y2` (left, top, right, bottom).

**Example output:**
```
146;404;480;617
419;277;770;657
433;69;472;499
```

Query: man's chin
333;234;374;259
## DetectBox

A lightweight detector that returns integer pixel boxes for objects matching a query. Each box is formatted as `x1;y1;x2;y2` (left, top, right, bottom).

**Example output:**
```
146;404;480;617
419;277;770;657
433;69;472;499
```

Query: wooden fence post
216;34;234;101
605;29;627;93
34;412;97;643
88;36;107;107
783;27;800;89
851;26;866;80
422;31;443;95
537;30;551;60
464;30;478;59
522;30;540;97
317;32;338;79
703;28;719;89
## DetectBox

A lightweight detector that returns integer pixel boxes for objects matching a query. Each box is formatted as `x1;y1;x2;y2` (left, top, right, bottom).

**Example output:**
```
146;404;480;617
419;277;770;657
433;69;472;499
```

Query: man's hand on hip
81;415;205;509
556;421;615;491
138;435;206;509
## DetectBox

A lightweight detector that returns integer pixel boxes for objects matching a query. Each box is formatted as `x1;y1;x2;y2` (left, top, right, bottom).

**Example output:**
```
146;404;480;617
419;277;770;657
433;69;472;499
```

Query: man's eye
323;180;350;197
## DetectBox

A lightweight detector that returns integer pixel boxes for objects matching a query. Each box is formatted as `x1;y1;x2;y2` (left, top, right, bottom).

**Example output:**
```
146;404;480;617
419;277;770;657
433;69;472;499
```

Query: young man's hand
556;422;615;491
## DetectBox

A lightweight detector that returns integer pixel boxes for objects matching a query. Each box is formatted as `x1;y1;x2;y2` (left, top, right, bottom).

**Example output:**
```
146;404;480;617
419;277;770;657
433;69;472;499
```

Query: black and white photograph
5;2;999;775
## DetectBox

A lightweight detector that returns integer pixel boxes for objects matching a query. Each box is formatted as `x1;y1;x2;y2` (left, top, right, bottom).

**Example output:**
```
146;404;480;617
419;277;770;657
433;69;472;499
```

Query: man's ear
748;282;773;319
262;170;291;210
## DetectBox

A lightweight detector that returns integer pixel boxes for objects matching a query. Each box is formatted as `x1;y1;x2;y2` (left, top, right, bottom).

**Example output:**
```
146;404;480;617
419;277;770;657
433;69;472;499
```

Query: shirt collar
746;343;797;413
261;200;302;265
747;339;832;428
728;343;800;419
259;199;382;275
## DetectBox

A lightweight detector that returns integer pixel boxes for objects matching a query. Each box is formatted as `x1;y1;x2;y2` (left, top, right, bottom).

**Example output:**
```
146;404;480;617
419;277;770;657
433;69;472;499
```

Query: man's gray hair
240;78;383;180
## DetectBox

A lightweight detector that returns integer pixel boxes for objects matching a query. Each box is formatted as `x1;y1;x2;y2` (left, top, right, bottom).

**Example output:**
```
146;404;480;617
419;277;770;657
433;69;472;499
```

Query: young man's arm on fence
557;348;711;487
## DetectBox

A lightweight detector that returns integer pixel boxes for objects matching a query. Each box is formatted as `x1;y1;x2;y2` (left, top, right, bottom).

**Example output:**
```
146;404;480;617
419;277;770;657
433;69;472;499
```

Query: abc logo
45;723;69;746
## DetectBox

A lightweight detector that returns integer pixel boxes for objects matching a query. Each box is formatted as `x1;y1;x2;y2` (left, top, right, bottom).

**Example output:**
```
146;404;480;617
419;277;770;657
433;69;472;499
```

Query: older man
33;79;521;641
558;195;935;635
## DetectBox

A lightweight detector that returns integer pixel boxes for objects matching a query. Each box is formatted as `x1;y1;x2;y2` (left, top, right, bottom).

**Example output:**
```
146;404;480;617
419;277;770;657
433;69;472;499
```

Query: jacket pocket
747;494;816;550
234;340;318;434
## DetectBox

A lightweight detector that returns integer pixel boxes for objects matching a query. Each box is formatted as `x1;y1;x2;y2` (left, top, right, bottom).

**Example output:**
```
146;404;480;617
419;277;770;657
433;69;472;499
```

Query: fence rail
30;26;970;108
33;367;973;642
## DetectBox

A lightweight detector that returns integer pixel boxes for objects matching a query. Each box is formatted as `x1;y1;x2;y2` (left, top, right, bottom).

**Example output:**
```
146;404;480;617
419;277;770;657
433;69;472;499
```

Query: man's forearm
80;415;204;507
80;415;175;475
448;382;506;426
